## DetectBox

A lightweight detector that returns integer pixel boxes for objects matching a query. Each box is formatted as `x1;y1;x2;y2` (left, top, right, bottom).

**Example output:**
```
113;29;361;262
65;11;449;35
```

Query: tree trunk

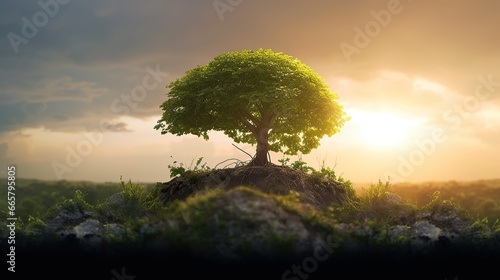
252;127;269;166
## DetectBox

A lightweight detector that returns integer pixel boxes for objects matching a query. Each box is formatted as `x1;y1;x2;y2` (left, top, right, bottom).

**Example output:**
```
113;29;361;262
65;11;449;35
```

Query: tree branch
238;117;257;135
234;109;259;135
238;109;260;127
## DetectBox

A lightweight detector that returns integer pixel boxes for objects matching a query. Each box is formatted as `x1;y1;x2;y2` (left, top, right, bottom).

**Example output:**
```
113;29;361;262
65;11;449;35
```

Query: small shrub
168;156;212;178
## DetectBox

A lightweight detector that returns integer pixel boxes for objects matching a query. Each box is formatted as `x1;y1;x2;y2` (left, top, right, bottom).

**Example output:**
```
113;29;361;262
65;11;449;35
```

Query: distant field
0;178;154;221
356;178;500;225
2;177;500;225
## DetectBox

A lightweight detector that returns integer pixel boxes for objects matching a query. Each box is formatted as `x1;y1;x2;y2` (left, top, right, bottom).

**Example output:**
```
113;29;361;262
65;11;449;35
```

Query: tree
154;49;349;166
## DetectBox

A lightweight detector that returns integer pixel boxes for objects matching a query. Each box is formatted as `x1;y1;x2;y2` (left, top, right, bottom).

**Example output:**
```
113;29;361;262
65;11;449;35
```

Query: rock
99;191;147;220
426;202;471;233
74;219;102;251
184;187;315;260
410;220;441;254
44;202;84;233
103;223;126;240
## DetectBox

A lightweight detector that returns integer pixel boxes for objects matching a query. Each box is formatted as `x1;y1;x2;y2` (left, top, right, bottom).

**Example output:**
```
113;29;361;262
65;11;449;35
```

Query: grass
3;160;500;263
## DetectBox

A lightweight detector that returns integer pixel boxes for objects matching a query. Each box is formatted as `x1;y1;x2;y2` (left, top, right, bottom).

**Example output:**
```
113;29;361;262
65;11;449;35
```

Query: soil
158;164;355;210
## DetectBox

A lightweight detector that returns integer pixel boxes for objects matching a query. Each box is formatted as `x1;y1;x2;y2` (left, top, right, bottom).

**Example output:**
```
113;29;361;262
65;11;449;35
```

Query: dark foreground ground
7;242;499;280
3;174;500;279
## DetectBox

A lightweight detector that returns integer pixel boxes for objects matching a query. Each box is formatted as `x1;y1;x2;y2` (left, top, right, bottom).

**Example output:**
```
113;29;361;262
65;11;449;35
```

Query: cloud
1;0;499;172
2;76;106;104
0;75;110;133
100;121;130;132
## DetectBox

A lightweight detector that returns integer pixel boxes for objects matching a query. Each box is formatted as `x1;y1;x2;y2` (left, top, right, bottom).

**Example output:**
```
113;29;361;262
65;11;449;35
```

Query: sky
0;0;499;185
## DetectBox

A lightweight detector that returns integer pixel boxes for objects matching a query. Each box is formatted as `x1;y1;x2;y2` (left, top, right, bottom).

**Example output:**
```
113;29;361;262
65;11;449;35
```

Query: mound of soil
158;164;355;210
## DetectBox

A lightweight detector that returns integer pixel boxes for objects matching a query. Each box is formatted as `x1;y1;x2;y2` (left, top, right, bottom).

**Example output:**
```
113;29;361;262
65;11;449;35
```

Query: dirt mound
158;164;356;210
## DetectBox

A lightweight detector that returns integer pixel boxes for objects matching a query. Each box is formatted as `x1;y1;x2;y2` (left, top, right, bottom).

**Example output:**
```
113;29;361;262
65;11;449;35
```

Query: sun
347;110;424;148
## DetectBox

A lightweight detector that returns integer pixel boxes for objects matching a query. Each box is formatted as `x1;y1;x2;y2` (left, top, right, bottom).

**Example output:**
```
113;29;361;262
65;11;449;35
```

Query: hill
1;169;499;279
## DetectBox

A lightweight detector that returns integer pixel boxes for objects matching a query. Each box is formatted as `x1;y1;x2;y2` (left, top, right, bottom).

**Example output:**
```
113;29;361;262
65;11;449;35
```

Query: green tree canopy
155;49;349;165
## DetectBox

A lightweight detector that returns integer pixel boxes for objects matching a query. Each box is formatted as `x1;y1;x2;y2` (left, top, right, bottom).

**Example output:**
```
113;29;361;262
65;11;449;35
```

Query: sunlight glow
347;110;426;148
